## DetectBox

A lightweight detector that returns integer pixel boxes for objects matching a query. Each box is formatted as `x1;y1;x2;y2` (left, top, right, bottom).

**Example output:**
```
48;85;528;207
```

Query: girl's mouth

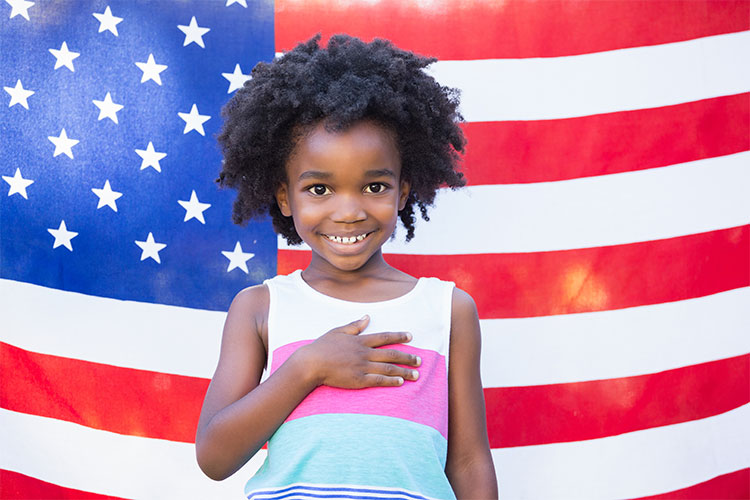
323;231;371;245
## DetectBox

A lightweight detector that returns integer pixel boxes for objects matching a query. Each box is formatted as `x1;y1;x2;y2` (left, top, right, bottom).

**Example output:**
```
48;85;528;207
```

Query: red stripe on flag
0;342;208;443
278;225;750;319
0;469;127;500
275;0;749;59
632;468;750;500
485;354;750;448
461;93;750;185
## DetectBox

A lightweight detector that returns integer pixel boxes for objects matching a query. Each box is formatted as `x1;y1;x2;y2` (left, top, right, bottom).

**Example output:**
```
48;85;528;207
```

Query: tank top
244;269;456;500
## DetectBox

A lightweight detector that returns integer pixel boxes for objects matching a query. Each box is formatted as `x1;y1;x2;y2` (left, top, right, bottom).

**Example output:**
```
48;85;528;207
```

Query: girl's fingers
359;373;406;387
368;348;421;367
360;331;412;347
366;361;420;382
335;315;370;335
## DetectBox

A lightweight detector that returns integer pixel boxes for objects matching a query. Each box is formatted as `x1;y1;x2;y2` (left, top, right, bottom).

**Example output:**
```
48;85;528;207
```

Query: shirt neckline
291;269;424;307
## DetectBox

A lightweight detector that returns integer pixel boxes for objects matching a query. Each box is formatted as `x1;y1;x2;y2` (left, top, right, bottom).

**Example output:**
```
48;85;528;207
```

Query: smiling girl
195;34;497;499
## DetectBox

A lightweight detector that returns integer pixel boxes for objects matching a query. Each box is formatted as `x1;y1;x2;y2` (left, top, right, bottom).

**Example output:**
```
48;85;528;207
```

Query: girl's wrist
286;344;324;389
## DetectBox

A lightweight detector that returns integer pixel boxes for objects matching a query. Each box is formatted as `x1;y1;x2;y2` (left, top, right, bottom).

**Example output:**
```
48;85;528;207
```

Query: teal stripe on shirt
245;413;455;500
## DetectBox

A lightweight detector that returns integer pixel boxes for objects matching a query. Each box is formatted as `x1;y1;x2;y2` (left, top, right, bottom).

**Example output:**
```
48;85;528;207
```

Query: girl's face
276;120;409;274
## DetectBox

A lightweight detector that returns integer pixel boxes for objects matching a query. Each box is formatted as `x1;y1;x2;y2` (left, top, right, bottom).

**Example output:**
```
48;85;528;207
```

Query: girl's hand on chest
292;315;422;389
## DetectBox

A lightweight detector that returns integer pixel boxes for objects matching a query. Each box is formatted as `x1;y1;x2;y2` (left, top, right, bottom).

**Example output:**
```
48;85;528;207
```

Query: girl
196;34;497;499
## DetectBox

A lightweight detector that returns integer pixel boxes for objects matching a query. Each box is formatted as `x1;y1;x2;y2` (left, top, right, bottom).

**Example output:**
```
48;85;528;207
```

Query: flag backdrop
1;0;749;498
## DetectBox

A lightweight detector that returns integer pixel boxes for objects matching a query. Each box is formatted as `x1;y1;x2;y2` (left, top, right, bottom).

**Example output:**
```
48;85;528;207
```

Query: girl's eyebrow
365;169;396;179
297;169;396;181
297;170;333;181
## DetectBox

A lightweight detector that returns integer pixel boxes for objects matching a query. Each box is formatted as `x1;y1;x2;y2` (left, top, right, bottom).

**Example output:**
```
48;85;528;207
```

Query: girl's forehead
303;120;396;151
285;120;401;178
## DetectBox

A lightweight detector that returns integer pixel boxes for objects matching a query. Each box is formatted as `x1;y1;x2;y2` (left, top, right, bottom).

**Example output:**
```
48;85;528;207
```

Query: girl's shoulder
227;282;271;351
451;286;477;314
450;286;481;346
230;282;270;313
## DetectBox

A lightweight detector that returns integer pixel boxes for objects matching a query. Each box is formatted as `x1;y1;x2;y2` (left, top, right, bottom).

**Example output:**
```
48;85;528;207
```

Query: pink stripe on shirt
271;340;449;439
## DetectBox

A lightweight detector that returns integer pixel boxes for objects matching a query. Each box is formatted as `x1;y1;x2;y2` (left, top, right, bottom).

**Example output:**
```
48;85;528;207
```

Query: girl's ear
398;179;410;211
276;183;292;217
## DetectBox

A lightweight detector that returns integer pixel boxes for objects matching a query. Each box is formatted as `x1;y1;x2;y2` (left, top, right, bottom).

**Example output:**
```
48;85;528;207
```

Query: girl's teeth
327;233;367;244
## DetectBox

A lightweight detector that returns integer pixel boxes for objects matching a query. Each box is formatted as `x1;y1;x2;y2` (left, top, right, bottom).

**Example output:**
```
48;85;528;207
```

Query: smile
324;232;371;245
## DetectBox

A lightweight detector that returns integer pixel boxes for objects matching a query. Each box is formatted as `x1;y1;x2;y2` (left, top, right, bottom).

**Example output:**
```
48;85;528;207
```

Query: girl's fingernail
405;332;412;341
360;315;369;321
396;377;404;385
415;356;422;366
411;370;419;380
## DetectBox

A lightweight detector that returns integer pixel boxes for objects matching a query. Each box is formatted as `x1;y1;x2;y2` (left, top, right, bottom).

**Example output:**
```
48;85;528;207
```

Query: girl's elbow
195;444;220;480
195;427;262;481
198;464;226;482
195;431;234;481
196;445;234;481
202;467;233;482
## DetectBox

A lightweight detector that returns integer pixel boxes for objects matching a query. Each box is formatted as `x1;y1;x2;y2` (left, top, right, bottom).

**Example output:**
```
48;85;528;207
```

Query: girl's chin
309;246;385;273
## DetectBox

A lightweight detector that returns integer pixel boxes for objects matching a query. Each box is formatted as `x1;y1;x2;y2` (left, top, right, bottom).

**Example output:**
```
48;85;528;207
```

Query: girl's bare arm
445;288;498;498
195;285;420;480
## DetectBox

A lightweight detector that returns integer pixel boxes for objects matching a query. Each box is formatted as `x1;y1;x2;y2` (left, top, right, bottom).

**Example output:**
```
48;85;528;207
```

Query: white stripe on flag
279;152;750;254
492;403;750;500
0;279;224;378
429;31;750;121
0;408;265;499
481;287;750;387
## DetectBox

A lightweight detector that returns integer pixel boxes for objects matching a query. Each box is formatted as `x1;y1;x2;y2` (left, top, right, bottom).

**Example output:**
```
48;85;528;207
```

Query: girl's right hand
294;315;421;389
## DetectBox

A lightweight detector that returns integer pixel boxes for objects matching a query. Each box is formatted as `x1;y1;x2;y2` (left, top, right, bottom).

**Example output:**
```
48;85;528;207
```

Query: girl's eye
364;183;387;194
307;185;330;196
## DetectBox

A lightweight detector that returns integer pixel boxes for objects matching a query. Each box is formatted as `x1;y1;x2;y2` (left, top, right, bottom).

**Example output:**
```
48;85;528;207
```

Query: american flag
1;0;748;498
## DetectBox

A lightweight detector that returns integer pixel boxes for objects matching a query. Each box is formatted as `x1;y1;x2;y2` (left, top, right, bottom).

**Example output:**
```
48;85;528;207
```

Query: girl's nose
332;194;366;223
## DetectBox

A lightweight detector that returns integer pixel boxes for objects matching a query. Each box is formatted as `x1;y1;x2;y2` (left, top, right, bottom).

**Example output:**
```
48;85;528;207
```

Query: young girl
196;34;497;499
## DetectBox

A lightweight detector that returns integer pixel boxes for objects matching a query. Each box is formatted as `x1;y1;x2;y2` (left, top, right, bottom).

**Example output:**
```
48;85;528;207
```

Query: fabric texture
245;270;456;500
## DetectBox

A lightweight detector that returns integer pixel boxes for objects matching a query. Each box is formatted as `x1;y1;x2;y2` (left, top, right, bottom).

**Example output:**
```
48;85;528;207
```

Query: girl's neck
304;249;389;282
302;250;417;302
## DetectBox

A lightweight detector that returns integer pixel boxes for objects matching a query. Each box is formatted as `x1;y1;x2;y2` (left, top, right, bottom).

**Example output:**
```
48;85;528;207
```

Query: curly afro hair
217;34;466;245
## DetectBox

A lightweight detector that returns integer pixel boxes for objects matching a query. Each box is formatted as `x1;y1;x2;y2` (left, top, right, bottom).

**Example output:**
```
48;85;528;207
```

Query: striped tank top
245;269;456;500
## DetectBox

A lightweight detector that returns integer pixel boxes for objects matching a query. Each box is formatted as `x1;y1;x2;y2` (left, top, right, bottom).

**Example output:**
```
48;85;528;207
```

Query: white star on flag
135;232;166;263
226;0;247;7
3;168;34;199
134;53;167;85
6;0;34;20
48;128;80;159
221;241;254;273
178;190;211;224
134;141;167;172
92;6;123;36
4;79;34;109
178;104;210;135
222;63;251;93
48;220;78;251
49;41;80;72
92;92;124;123
91;179;122;211
177;16;210;48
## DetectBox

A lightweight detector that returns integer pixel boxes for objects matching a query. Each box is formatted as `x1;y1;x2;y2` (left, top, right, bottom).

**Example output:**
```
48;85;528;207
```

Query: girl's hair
217;34;466;244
